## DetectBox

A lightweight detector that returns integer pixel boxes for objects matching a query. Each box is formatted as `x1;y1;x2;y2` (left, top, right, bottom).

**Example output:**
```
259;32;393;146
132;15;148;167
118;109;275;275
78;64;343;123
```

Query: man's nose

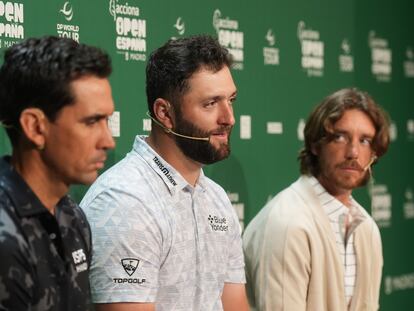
219;101;235;126
101;121;116;150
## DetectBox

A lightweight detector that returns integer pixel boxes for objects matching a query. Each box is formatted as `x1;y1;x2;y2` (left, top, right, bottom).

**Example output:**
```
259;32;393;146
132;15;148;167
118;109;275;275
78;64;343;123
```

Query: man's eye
333;133;346;142
85;118;99;126
204;101;216;107
361;138;372;145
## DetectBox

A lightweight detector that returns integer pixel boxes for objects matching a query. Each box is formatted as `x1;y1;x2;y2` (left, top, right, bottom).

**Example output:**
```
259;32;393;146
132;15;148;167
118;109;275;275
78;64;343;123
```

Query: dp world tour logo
60;2;73;21
121;258;139;276
173;17;185;35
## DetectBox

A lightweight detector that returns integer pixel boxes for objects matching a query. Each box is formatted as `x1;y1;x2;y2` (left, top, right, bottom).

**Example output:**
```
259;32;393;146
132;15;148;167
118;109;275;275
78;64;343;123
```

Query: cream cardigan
243;175;383;311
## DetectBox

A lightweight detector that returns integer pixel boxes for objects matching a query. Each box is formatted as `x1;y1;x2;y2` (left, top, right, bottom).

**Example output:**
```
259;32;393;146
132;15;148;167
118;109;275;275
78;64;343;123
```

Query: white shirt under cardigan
310;176;366;307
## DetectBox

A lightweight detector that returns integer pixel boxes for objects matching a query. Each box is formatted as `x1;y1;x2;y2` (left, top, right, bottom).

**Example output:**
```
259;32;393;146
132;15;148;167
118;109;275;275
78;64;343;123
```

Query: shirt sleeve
224;203;246;284
81;188;163;303
0;207;35;311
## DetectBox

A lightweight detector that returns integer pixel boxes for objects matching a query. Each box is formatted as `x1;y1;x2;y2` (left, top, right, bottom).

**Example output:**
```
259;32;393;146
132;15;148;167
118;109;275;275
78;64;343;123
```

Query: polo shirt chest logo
208;214;229;232
72;248;88;273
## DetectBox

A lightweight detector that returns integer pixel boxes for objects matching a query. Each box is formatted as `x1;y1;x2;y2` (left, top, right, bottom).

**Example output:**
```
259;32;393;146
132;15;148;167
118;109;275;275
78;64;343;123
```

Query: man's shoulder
80;152;169;224
0;199;29;254
101;151;148;181
0;184;14;209
0;171;17;207
267;180;309;211
244;178;313;237
83;152;157;200
0;186;19;226
61;197;90;230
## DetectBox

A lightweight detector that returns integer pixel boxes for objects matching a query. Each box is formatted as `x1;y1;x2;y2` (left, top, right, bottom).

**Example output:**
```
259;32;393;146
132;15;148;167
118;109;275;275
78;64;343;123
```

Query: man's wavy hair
299;88;390;176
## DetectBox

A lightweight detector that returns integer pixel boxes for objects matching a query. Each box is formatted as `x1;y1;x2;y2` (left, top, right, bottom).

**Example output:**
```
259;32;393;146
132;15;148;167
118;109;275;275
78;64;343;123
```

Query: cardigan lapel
291;175;340;252
292;175;347;309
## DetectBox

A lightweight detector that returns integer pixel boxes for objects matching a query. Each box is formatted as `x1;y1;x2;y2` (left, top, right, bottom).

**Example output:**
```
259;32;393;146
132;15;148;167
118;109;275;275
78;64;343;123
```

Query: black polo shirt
0;156;92;311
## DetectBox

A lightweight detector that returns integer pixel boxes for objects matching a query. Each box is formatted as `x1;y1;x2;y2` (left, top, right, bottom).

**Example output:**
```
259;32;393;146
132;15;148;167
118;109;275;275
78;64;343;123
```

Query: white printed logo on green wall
404;47;414;78
384;273;414;295
404;188;414;219
109;0;146;62
173;17;185;36
369;31;392;82
370;183;392;228
0;1;24;50
407;119;414;141
60;2;73;21
297;21;324;77
339;38;354;73
213;9;244;70
57;2;79;42
389;121;397;142
297;118;305;141
263;29;280;66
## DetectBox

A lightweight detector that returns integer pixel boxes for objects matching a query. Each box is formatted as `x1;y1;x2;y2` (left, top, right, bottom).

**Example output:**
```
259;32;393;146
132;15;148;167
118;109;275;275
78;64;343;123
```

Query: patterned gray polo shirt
81;135;245;311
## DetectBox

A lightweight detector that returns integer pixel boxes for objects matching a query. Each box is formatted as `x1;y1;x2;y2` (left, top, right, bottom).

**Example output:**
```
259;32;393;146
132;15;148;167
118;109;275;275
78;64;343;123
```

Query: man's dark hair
146;34;232;115
299;88;390;176
0;36;112;146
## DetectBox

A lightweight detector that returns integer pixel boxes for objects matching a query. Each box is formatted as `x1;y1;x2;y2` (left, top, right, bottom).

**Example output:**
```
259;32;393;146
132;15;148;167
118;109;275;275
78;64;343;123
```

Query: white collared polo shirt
80;135;245;311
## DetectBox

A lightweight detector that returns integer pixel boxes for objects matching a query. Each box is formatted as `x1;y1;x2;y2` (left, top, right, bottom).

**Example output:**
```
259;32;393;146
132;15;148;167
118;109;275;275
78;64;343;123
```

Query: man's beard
319;160;372;193
336;160;372;189
173;113;232;165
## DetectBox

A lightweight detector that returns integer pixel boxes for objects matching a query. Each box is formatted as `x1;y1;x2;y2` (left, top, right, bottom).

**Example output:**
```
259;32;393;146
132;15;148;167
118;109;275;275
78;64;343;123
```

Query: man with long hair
243;88;390;311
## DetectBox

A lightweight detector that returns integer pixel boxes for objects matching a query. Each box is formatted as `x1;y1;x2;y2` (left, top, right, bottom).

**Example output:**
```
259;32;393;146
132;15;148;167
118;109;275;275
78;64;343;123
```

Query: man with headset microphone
80;35;249;311
243;88;390;311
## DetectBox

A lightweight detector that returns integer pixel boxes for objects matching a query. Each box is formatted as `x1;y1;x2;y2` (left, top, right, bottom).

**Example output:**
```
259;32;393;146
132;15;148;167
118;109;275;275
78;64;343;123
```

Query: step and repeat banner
0;0;413;309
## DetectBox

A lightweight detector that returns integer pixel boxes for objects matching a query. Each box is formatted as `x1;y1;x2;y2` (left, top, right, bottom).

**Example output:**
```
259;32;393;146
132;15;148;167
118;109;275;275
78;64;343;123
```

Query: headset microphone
363;155;377;172
146;111;210;142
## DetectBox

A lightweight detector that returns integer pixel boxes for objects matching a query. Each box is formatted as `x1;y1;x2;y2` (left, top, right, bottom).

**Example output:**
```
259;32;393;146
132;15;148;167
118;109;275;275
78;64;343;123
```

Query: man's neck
11;150;68;214
147;132;202;187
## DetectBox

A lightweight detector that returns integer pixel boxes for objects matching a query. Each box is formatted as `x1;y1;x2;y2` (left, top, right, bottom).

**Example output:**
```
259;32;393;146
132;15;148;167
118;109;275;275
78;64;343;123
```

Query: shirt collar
133;135;191;195
0;156;52;217
309;176;366;241
195;169;208;193
309;176;356;220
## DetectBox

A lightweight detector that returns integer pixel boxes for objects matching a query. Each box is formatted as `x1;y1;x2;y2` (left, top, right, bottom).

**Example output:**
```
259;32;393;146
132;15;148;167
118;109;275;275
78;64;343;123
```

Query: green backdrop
0;0;413;309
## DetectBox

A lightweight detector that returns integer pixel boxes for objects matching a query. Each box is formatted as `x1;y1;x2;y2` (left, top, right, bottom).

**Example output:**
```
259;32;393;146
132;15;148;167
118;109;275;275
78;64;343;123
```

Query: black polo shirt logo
72;248;88;273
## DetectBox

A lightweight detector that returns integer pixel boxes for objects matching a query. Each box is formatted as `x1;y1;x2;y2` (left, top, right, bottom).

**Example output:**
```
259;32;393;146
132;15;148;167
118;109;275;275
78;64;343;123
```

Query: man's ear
153;98;174;130
19;108;48;150
311;144;319;156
